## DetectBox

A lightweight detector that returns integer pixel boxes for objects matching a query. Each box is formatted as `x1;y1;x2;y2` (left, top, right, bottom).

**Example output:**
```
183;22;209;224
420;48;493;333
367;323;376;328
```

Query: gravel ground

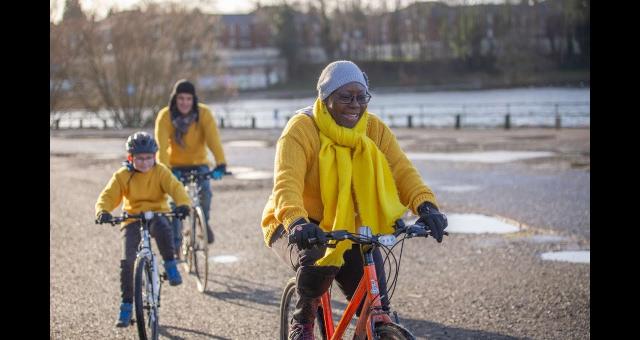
50;127;589;339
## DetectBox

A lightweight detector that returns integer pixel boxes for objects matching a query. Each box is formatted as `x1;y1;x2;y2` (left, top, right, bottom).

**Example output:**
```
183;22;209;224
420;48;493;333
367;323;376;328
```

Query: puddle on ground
234;171;273;180
540;250;589;264
407;151;555;163
227;166;254;173
437;185;482;193
446;213;521;234
225;140;268;148
209;255;240;263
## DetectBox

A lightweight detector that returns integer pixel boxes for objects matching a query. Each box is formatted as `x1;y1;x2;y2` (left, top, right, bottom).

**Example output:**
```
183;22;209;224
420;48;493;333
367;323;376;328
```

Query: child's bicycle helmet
125;131;158;154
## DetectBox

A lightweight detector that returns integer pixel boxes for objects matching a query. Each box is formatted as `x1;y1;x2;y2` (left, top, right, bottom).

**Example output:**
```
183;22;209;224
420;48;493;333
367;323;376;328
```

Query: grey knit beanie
317;60;369;100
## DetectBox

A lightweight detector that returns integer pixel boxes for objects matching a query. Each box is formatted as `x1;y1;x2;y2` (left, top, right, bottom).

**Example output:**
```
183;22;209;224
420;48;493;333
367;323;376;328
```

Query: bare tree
50;17;84;116
72;4;220;128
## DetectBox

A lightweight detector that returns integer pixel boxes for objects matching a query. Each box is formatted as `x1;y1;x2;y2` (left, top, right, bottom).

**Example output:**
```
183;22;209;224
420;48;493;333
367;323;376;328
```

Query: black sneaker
288;320;314;340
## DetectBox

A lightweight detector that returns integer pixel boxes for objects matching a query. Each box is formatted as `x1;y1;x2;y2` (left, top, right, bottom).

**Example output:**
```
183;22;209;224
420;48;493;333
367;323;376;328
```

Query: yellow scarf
313;98;407;267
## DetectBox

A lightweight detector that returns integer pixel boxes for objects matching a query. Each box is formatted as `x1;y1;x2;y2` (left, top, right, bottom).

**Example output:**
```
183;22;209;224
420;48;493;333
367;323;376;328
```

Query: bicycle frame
281;221;441;340
185;180;201;208
320;240;392;339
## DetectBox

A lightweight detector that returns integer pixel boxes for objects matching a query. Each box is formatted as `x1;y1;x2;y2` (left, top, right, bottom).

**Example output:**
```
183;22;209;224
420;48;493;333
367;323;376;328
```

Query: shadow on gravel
300;299;524;340
160;324;232;339
204;274;280;312
399;317;527;340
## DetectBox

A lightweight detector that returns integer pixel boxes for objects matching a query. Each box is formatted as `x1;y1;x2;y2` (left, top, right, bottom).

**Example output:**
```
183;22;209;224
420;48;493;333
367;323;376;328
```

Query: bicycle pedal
160;272;167;280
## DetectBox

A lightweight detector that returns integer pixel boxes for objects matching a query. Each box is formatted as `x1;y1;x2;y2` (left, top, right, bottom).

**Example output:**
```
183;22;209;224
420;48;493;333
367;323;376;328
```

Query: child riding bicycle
95;131;192;328
260;61;448;340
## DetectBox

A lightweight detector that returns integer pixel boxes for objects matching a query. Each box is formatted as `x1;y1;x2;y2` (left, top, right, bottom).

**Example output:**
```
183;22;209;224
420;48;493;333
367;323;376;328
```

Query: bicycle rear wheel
191;206;209;292
134;256;159;340
279;277;327;340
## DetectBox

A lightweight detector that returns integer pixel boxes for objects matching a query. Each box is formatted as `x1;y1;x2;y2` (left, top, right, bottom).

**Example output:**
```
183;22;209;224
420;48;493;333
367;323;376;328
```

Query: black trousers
270;224;390;319
119;216;175;303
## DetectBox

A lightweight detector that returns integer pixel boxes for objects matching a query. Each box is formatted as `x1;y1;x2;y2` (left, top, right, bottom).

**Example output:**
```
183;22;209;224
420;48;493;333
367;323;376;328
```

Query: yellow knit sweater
155;103;226;168
95;163;191;229
260;111;438;246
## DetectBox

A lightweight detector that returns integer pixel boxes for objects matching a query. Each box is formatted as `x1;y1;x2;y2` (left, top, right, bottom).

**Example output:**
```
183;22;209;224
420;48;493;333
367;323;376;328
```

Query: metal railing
50;101;589;130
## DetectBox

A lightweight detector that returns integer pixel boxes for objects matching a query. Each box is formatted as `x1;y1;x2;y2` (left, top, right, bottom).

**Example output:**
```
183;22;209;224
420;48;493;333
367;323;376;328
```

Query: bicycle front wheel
181;216;193;274
191;206;209;292
134;256;159;340
374;323;415;340
279;277;327;340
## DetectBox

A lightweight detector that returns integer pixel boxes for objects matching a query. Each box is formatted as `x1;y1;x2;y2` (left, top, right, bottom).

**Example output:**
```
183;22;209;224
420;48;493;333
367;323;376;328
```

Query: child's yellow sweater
95;163;191;228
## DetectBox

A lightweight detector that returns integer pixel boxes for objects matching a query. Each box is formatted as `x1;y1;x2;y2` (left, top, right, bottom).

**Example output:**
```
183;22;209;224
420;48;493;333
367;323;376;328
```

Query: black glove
417;202;448;243
97;211;112;224
287;219;327;250
174;205;191;220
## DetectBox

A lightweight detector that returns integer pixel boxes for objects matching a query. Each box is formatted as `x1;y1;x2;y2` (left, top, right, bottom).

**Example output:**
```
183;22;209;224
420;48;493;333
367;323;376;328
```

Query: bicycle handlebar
95;211;182;226
176;169;232;183
292;220;449;247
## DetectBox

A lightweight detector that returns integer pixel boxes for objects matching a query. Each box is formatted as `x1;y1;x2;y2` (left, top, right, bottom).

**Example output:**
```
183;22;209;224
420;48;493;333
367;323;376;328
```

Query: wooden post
554;104;561;129
505;114;511;130
251;116;256;129
220;117;225;129
455;114;461;129
407;115;413;128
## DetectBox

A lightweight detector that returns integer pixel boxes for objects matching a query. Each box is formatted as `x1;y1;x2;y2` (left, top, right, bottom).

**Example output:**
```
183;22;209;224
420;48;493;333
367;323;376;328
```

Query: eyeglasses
133;155;155;162
335;92;372;105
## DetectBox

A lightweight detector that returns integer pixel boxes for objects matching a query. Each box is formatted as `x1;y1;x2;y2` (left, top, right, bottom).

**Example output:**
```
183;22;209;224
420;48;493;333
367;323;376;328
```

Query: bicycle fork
140;228;160;308
324;248;392;340
151;254;160;307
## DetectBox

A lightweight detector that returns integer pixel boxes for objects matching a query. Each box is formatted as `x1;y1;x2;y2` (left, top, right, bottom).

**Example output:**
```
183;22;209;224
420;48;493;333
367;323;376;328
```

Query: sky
50;0;507;24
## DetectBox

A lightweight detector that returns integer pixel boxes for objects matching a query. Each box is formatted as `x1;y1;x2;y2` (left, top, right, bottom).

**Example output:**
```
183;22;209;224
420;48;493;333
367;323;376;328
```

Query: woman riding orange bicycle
260;60;448;339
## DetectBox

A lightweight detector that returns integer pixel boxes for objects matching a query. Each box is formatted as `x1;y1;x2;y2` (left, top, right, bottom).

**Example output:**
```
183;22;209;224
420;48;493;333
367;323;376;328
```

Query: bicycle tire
279;277;327;340
174;217;183;263
374;323;415;340
191;206;209;292
182;209;196;274
134;256;159;340
180;225;191;273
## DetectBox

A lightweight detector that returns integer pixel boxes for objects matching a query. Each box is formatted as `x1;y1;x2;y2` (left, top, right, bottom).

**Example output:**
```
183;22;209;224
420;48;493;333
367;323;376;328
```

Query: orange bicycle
280;220;442;339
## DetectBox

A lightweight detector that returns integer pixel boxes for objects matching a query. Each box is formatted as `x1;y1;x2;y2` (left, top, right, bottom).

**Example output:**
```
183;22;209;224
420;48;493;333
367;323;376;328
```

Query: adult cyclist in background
155;79;228;254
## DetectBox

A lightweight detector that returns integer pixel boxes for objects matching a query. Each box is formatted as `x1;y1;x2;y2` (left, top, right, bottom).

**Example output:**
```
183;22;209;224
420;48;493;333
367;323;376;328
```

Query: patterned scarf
171;111;197;148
